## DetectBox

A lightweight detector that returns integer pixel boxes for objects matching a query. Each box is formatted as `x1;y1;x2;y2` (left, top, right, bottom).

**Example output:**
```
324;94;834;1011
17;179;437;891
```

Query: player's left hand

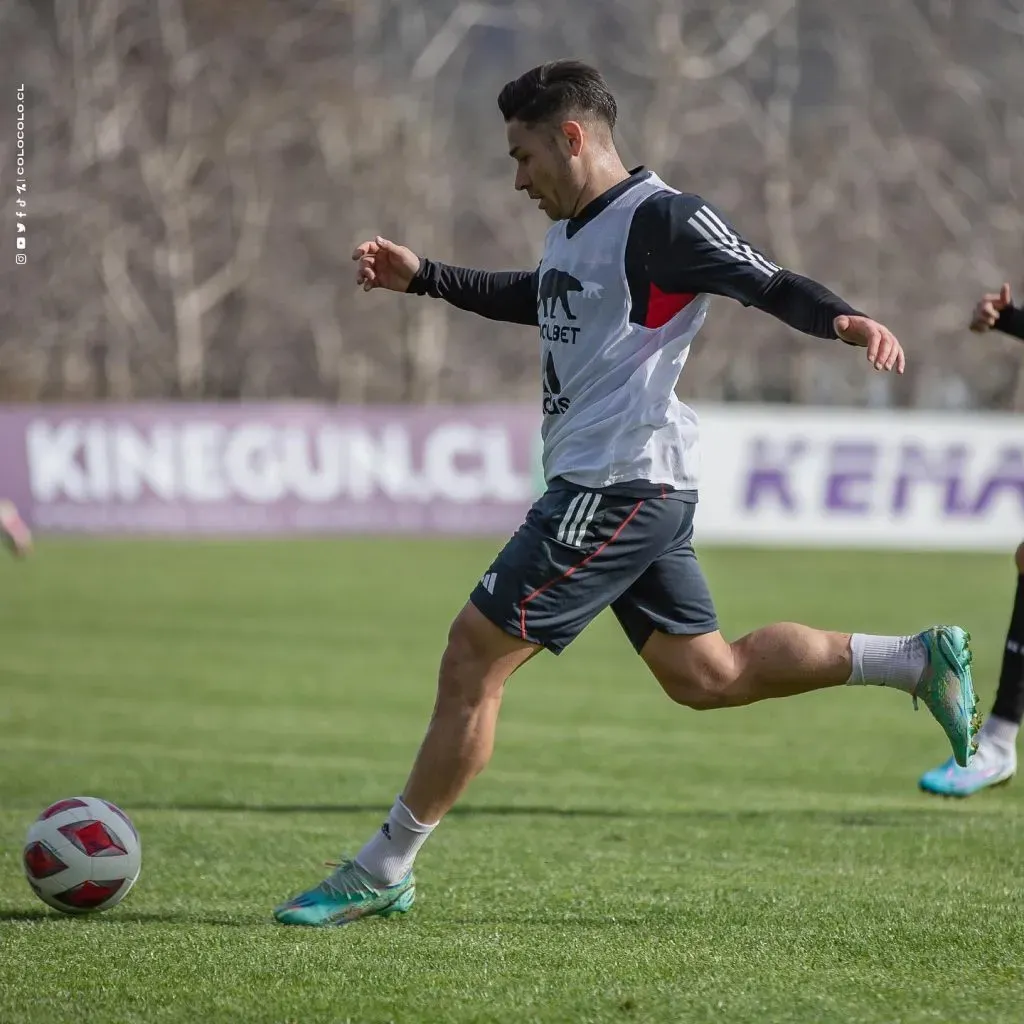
833;315;905;374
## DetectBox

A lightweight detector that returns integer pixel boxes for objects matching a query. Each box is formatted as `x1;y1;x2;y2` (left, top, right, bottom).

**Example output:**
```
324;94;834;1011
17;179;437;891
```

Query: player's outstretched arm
745;268;905;373
353;236;538;326
636;194;905;373
970;281;1024;341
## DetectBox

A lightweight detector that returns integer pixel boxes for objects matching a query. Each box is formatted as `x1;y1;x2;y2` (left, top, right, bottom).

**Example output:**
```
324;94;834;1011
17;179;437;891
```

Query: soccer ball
22;797;141;915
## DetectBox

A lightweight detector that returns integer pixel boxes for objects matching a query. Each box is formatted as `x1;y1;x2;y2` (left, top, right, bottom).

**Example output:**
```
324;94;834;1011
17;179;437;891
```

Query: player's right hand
969;282;1012;333
352;237;421;293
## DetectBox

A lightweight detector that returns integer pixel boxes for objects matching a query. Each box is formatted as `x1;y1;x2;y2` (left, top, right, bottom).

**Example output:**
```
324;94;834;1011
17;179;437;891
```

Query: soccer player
919;280;1024;797
274;61;979;927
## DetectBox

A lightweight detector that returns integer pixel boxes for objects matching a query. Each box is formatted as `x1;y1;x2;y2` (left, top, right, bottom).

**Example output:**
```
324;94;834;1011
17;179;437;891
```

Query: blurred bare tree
2;0;1022;408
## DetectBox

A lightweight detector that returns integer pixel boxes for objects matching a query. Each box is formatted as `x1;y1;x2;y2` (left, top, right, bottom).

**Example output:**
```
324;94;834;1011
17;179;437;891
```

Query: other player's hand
352;236;421;293
833;315;906;373
969;282;1012;333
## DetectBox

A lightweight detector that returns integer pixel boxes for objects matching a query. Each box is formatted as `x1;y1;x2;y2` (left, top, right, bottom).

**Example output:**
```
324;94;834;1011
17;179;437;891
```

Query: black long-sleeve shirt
996;305;1024;340
408;172;862;339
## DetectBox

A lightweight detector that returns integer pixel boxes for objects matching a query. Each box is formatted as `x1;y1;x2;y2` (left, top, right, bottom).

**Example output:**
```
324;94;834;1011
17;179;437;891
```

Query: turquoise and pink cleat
919;742;1016;797
274;859;415;927
912;626;980;768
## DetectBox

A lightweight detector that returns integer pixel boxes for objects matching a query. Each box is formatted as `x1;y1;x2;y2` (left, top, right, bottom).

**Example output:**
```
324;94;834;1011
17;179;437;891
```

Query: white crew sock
355;796;437;887
980;714;1019;753
846;634;928;693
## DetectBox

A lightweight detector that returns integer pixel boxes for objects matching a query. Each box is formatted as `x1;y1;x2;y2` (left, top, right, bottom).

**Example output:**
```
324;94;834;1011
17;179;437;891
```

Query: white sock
846;634;928;693
354;796;436;887
980;715;1019;752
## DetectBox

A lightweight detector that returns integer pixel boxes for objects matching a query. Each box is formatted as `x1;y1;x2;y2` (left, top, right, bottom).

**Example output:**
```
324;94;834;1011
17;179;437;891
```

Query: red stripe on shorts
518;500;645;642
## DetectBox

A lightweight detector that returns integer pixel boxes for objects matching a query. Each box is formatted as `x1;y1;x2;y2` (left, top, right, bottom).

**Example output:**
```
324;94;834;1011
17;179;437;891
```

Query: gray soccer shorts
470;484;718;654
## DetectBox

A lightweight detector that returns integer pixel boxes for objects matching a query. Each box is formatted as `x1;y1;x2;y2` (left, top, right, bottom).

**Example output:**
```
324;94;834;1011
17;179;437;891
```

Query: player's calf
643;625;851;710
357;606;537;889
399;603;537;826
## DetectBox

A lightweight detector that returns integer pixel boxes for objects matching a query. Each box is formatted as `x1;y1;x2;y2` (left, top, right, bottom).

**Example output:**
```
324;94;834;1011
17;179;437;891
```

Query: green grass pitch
1;539;1023;1023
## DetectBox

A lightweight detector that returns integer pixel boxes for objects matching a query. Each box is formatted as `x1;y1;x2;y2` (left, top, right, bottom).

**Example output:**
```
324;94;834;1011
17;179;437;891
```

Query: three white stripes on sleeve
686;205;780;278
556;492;602;547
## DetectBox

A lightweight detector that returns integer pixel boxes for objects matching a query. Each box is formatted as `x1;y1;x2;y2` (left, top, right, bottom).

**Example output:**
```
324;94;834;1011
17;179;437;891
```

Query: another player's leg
274;604;539;926
0;500;31;558
612;525;978;765
920;541;1024;796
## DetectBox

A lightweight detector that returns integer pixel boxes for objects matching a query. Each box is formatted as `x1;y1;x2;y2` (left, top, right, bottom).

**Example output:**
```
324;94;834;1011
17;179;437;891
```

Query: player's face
506;120;576;222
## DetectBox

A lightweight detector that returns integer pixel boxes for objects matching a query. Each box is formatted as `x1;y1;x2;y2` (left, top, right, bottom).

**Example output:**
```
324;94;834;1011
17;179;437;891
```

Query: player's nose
514;166;530;192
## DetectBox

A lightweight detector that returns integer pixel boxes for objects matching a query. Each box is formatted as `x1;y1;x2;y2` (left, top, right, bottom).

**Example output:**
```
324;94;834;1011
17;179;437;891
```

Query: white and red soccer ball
23;797;141;914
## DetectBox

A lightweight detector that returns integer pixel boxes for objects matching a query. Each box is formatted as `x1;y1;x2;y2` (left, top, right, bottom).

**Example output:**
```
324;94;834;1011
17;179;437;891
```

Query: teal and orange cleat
913;626;980;768
273;859;415;928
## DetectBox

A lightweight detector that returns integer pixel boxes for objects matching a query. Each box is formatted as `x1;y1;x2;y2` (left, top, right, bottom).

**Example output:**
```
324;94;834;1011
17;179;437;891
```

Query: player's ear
561;121;584;157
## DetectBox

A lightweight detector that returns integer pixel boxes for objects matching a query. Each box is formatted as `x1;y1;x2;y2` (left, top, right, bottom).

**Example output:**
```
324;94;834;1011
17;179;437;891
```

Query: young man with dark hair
274;60;979;927
919;280;1024;796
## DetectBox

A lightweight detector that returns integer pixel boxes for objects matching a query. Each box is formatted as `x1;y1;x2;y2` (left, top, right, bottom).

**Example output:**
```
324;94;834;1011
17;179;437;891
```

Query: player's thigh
1015;540;1024;573
469;488;676;655
610;505;732;696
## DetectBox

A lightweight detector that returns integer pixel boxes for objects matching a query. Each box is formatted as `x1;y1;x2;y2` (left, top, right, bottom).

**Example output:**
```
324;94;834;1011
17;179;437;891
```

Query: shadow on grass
0;908;265;927
0;906;705;931
123;803;971;828
0;906;654;930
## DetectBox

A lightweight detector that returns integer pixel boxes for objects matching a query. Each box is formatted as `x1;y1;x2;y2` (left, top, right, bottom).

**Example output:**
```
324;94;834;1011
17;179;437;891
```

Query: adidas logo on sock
480;572;497;594
381;822;391;840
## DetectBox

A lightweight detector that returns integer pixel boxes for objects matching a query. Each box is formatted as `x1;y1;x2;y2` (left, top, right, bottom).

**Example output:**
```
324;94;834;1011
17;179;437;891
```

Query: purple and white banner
695;404;1023;550
0;402;1021;549
0;404;543;536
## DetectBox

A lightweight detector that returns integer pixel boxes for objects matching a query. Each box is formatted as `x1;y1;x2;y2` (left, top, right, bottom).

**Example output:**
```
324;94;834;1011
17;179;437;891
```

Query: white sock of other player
979;714;1019;753
845;634;928;693
355;796;436;887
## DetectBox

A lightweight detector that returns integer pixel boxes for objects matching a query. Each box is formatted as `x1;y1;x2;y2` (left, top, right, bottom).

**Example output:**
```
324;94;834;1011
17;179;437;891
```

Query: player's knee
655;663;739;711
1014;541;1024;575
436;609;502;709
644;633;740;710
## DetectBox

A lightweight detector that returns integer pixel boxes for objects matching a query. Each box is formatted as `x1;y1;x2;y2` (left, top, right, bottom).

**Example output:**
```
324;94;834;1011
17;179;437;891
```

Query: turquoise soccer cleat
912;626;980;768
273;859;415;928
919;743;1016;797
